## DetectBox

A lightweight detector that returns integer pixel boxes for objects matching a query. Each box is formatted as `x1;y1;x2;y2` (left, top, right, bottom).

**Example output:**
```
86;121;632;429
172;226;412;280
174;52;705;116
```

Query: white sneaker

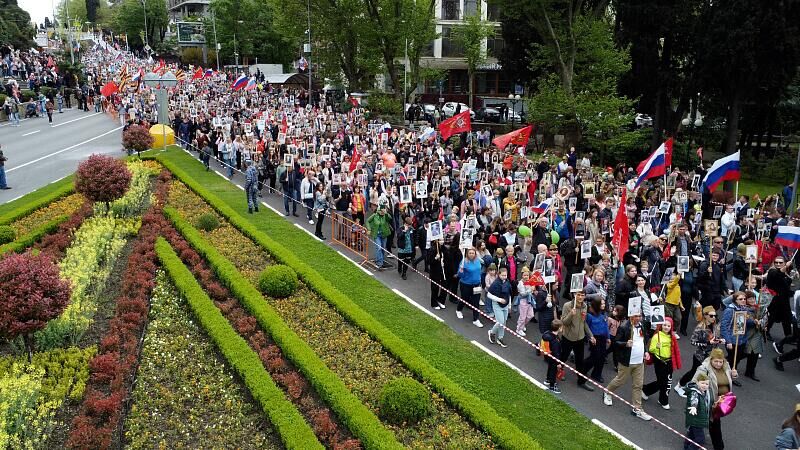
479;299;485;306
641;393;649;401
517;330;526;337
673;385;686;398
632;409;652;421
473;320;484;328
434;306;442;310
661;403;670;410
309;220;314;225
456;311;463;319
438;302;446;309
603;393;613;406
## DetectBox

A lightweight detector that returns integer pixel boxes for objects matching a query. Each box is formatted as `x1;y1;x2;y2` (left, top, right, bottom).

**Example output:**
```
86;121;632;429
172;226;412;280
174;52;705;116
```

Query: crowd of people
13;37;800;449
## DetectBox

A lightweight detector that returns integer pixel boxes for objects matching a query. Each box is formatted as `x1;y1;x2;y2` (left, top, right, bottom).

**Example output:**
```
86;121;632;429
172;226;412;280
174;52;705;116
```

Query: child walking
684;374;711;449
541;319;563;393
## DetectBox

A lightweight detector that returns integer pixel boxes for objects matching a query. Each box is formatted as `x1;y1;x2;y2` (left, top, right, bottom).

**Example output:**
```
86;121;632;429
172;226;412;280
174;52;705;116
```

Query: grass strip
155;237;323;450
157;153;549;450
0;214;68;255
164;208;403;450
0;175;74;224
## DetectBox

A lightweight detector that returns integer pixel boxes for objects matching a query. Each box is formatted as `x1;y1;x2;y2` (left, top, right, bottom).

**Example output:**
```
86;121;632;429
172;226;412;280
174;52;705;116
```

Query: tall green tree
454;5;493;109
0;0;35;49
205;0;293;69
109;0;168;50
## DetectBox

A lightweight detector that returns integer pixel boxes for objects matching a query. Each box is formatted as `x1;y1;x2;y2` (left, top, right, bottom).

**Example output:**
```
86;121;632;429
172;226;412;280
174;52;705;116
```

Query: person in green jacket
366;206;393;269
684;374;711;450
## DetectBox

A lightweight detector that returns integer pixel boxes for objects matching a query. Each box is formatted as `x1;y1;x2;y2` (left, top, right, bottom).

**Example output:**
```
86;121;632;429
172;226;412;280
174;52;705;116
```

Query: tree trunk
468;69;474;110
722;90;741;192
23;333;33;363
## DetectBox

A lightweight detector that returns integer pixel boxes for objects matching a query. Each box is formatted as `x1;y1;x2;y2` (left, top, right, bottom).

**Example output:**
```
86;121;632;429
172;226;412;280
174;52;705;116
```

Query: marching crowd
13;39;800;449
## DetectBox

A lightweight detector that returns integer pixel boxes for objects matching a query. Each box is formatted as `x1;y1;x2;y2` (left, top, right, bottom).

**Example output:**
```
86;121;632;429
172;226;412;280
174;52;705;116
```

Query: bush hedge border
0;175;75;225
164;207;403;450
156;156;542;450
155;237;323;450
0;215;68;255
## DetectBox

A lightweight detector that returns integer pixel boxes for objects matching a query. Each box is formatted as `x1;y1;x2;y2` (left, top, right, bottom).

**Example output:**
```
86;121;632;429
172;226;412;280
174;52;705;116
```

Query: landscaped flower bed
165;184;495;449
125;271;279;449
9;193;84;237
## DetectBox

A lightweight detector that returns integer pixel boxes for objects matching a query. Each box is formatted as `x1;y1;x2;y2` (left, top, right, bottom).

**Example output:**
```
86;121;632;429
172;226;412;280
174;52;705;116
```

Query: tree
0;252;72;362
122;125;155;156
454;5;493;109
86;0;99;22
75;154;132;212
0;0;36;49
109;0;168;50
57;0;112;29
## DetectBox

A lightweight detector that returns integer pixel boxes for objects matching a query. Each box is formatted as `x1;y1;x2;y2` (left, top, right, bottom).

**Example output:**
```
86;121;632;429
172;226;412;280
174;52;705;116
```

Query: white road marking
49;175;68;184
470;340;548;390
7;126;123;173
591;419;643;450
235;184;245;191
293;222;318;239
51;112;102;127
261;201;281;215
7;194;23;203
796;383;800;394
335;250;374;276
22;130;40;136
392;288;444;322
213;169;226;178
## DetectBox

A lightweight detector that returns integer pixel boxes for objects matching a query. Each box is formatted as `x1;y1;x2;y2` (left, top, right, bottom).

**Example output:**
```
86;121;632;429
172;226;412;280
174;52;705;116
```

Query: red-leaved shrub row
162;226;362;450
66;170;173;449
34;201;94;259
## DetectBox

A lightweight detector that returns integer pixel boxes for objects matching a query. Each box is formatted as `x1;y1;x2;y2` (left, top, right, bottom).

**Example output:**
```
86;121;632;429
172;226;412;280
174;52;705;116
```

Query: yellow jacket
649;331;672;360
664;276;681;306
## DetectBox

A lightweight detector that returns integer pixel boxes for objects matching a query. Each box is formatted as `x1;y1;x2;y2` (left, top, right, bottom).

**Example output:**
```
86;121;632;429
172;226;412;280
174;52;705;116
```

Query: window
464;0;478;17
449;70;468;94
441;26;464;57
421;39;434;57
487;30;504;57
441;0;460;20
487;2;501;21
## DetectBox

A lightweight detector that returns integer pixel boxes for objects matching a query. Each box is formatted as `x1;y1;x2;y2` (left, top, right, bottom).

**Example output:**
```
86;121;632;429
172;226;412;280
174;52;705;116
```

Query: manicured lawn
738;178;784;199
156;147;627;450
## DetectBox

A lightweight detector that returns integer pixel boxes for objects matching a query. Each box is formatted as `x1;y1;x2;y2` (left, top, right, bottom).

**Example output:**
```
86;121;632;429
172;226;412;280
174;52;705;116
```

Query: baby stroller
24;102;38;118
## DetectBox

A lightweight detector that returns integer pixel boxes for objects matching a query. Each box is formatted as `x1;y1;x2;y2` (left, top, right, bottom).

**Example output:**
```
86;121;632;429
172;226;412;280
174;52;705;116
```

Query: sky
18;0;55;27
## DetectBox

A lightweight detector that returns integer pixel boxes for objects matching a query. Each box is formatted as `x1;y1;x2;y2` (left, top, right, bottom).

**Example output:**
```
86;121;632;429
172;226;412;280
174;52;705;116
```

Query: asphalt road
0;107;123;203
6;134;795;448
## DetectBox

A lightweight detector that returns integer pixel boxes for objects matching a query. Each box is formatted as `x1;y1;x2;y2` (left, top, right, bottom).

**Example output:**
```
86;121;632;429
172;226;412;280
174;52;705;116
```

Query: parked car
476;106;502;123
442;102;475;119
635;113;653;127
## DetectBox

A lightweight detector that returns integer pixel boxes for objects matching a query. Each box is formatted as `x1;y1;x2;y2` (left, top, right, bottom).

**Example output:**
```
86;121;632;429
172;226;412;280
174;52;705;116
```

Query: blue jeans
0;166;7;188
226;158;234;177
374;234;387;267
246;185;258;210
304;198;314;220
10;112;19;125
491;302;509;340
283;187;297;214
732;276;743;292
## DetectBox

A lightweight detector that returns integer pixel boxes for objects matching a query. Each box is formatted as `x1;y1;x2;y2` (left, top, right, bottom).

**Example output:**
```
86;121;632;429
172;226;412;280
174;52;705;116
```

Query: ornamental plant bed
164;188;492;449
125;271;280;449
159;206;361;449
155;150;624;449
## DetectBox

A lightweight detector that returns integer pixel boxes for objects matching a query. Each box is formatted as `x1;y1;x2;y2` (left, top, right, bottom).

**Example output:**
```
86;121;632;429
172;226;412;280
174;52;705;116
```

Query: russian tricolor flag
245;77;257;91
231;74;248;90
531;197;554;215
634;139;672;188
775;226;800;250
418;126;436;142
702;151;740;193
204;68;214;78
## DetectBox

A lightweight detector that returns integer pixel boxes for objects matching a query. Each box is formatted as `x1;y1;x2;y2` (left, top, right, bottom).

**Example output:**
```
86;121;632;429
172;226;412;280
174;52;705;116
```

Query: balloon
550;230;560;245
518;225;532;237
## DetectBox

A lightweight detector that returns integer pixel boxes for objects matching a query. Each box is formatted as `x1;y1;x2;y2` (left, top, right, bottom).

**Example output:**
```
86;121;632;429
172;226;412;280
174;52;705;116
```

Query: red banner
492;124;533;150
438;110;471;141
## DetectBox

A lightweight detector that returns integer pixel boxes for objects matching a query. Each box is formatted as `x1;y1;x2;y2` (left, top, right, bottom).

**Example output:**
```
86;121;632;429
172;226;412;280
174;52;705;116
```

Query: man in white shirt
603;313;652;421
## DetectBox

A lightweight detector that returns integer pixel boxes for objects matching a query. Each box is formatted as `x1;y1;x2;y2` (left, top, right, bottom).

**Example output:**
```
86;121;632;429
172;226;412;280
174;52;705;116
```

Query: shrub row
0;215;68;256
155;237;323;450
164;207;401;450
66;170;172;449
0;175;74;225
156;155;542;450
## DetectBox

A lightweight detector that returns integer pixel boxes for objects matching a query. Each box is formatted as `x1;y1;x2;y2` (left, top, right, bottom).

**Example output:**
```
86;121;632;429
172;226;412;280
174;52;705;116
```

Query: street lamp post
142;71;179;151
507;94;520;129
141;0;148;50
682;104;703;167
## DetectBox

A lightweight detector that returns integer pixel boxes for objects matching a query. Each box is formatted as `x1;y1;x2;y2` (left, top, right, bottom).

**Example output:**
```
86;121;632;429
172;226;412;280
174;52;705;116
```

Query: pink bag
712;392;737;420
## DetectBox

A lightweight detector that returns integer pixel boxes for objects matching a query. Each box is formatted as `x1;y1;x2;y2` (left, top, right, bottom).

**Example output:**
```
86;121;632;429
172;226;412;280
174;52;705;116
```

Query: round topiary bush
195;213;220;232
378;377;432;425
0;226;15;245
258;265;298;298
75;154;132;212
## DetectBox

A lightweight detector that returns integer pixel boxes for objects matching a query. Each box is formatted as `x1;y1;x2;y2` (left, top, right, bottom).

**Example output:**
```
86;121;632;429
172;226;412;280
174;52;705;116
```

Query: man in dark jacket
697;251;725;310
279;163;298;216
604;313;653;421
767;256;794;339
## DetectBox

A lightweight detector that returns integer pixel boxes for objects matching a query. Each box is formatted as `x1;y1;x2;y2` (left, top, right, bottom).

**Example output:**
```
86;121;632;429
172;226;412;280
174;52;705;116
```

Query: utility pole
307;0;312;102
142;0;148;49
212;10;220;72
791;144;800;216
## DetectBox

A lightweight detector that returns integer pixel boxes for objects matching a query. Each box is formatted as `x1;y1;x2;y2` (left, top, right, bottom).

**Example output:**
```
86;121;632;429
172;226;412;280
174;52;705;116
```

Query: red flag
157;59;166;75
438;110;471;141
348;96;359;107
664;137;674;167
100;81;118;97
349;146;360;172
192;67;203;80
492;124;534;150
696;146;703;160
280;115;288;134
438;206;444;221
526;271;545;287
611;190;629;261
47;56;54;68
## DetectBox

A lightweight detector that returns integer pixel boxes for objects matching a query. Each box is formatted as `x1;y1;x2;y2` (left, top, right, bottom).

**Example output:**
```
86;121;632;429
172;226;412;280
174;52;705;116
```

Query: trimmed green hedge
156;155;543;450
164;208;402;450
155;237;323;450
0;175;75;225
0;215;68;255
258;265;298;298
